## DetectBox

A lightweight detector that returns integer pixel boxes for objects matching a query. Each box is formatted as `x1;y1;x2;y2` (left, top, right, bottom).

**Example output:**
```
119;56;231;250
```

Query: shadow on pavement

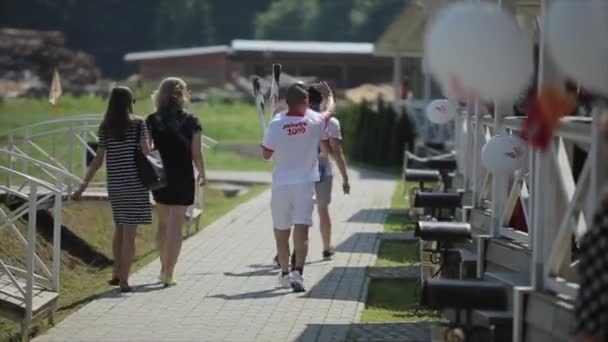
304;266;367;302
334;232;377;254
294;322;434;342
206;288;287;300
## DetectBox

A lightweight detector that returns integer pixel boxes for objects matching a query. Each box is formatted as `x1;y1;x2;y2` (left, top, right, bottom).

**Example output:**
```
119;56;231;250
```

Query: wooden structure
124;40;394;89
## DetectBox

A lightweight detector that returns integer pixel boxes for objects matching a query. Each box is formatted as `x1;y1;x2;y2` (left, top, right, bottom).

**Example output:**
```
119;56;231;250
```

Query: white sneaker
290;271;306;293
278;273;291;288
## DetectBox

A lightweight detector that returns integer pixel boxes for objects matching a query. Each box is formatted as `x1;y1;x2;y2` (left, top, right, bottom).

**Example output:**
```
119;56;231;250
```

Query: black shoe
119;283;132;293
108;277;120;286
322;248;335;260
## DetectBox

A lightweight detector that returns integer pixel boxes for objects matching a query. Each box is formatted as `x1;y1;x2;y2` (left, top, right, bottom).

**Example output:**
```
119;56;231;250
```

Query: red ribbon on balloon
520;86;576;150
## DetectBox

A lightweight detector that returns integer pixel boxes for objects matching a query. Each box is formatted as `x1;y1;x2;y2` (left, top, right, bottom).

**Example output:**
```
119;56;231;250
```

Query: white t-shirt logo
283;122;307;136
263;109;327;186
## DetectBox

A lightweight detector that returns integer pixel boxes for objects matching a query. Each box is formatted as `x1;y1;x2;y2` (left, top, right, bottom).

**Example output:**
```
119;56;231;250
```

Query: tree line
337;100;417;168
0;0;403;77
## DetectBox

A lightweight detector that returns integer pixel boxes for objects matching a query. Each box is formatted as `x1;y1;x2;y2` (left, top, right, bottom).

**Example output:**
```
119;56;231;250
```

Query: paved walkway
36;168;397;342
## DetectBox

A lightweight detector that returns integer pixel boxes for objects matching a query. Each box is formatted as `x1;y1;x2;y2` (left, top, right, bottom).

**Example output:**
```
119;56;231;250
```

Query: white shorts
271;182;316;230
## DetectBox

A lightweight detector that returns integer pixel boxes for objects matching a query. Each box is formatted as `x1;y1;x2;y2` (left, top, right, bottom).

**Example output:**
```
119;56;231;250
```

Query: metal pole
531;0;548;290
53;175;63;292
24;181;38;339
472;99;481;208
68;125;75;177
588;105;606;221
23;128;30;174
7;133;13;188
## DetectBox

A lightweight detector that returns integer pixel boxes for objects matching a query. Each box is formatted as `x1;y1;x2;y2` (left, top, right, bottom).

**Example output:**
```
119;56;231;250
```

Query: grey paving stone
34;168;431;342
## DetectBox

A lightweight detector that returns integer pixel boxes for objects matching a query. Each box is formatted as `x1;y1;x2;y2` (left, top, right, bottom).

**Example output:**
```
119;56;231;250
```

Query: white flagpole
270;64;282;116
251;76;267;136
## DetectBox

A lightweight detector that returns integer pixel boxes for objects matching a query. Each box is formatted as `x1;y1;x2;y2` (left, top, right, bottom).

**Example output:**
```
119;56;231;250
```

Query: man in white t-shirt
262;82;334;293
307;85;350;260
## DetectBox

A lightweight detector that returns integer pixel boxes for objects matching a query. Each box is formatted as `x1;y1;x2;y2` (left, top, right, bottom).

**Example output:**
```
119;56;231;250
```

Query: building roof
124;45;229;62
124;40;376;62
230;39;374;55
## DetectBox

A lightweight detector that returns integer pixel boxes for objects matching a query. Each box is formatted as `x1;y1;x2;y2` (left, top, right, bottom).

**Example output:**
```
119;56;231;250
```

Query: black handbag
134;122;167;191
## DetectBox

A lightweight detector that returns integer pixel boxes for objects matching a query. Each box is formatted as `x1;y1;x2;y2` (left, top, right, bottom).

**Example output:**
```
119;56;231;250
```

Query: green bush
336;99;417;168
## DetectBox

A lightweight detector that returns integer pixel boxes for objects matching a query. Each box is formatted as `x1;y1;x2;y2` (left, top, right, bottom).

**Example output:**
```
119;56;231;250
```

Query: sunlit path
35;168;395;342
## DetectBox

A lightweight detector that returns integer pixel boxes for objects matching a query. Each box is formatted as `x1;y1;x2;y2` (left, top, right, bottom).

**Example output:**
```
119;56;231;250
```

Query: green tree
0;0;272;77
255;0;320;40
209;0;273;43
255;0;403;42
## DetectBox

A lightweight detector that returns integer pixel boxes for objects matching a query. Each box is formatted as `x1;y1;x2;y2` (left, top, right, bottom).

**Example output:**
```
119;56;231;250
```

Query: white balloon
481;135;527;174
425;99;456;124
424;2;534;102
547;0;608;95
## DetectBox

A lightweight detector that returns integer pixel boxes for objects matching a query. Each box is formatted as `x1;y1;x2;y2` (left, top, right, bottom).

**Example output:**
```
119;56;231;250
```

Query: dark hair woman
146;77;207;287
74;86;152;293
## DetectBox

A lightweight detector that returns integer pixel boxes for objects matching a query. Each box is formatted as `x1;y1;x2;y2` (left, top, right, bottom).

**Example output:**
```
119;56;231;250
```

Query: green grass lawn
0;96;269;173
375;240;419;267
361;179;441;323
360;279;440;323
205;149;271;172
0;96;263;143
384;180;416;233
0;185;268;341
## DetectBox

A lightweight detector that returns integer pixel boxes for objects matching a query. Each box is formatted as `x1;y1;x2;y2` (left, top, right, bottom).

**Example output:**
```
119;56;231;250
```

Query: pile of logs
0;28;101;97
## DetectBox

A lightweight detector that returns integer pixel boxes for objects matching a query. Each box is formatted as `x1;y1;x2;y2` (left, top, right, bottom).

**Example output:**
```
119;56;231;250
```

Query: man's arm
262;146;274;160
262;123;276;160
329;138;349;194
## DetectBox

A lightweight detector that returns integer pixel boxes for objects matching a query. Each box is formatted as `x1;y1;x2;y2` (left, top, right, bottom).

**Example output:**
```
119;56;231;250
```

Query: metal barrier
454;98;599;341
0;166;64;339
0;114;218;190
0;115;216;339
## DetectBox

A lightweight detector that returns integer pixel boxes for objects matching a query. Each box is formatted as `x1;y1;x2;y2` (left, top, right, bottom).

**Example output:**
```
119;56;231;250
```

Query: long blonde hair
151;77;190;111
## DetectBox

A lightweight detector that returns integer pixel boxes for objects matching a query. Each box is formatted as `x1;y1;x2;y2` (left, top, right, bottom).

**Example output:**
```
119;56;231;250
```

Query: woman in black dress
146;77;207;287
74;86;152;292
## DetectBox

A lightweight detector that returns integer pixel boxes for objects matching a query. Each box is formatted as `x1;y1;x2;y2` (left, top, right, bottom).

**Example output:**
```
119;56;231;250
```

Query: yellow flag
49;68;62;106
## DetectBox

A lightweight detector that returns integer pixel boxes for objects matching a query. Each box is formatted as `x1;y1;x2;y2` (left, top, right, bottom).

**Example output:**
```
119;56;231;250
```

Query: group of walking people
74;77;207;292
73;75;350;295
263;81;349;292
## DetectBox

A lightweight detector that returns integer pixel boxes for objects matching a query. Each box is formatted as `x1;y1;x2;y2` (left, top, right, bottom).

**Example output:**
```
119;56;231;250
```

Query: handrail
0;114;102;136
0;166;62;193
479;115;592;145
0;114;219;147
0;149;82;184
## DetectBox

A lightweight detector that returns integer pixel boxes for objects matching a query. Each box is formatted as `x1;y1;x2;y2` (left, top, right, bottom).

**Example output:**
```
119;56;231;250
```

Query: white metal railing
455;107;596;298
0;148;82;198
0;114;218;189
0;165;63;336
402;100;456;148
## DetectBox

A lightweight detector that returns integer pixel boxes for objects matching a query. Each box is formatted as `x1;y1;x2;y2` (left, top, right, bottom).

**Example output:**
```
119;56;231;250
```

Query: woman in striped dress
74;86;152;292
